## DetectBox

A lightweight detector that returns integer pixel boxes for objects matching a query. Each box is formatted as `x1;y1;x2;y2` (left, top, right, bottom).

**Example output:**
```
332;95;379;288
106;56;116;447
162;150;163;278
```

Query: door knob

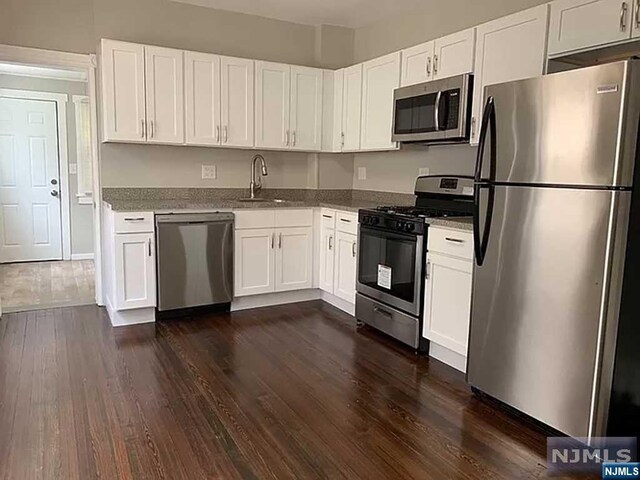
50;179;58;185
50;190;59;197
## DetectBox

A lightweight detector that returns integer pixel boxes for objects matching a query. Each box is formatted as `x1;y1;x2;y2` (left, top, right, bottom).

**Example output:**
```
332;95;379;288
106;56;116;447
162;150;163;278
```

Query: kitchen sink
237;198;287;203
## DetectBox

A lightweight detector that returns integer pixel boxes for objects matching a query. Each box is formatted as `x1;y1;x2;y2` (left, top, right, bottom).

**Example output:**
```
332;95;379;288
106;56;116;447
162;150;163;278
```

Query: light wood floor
0;260;94;313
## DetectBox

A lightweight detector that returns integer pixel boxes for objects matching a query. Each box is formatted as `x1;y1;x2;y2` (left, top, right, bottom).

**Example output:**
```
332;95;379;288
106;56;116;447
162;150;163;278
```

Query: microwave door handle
434;91;442;131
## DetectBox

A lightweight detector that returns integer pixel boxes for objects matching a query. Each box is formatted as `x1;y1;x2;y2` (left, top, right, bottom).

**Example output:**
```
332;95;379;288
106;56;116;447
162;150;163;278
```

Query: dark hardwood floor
0;300;562;479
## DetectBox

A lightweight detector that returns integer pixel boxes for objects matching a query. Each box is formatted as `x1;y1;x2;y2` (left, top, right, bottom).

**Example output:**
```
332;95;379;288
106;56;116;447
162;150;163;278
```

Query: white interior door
0;97;62;263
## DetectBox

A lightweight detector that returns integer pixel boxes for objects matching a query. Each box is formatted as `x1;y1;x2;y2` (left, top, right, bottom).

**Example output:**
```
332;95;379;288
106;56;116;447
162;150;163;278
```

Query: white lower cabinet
319;209;358;305
423;227;473;372
333;231;357;303
234;228;276;296
275;227;313;292
234;209;313;297
114;233;156;310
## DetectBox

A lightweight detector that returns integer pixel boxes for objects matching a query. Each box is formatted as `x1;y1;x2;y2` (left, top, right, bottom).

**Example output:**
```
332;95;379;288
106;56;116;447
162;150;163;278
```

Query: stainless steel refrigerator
468;60;640;440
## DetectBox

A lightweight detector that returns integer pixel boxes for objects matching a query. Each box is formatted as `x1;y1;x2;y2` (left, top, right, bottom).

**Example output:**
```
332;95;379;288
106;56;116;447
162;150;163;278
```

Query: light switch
419;167;430;176
69;163;78;175
357;167;367;180
202;165;217;179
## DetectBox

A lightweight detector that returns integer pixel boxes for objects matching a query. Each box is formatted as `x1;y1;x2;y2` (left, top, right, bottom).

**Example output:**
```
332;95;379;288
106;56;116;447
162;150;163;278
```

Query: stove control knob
407;223;415;232
371;217;379;225
362;216;369;225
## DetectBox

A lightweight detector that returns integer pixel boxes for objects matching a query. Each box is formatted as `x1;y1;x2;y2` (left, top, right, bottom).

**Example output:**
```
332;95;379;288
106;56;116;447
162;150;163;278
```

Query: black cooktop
373;205;471;219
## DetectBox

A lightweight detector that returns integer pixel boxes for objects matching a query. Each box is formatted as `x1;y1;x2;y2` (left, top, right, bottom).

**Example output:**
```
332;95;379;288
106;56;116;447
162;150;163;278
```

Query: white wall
0;74;94;255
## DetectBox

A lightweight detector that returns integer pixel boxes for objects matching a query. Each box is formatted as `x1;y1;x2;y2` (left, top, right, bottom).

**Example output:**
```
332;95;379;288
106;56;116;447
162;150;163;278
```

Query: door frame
0;88;71;261
0;44;104;305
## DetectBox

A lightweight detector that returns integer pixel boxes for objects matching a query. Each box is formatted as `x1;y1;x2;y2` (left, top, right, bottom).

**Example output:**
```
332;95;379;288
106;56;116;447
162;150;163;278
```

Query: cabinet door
114;233;156;310
100;40;146;142
275;227;313;292
341;64;363;152
290;66;323;151
221;56;254;147
333;231;357;304
549;0;632;55
319;225;335;294
471;5;548;145
360;52;401;151
255;61;290;149
423;252;472;356
433;28;475;80
145;46;184;144
185;51;221;146
401;41;434;86
234;228;275;297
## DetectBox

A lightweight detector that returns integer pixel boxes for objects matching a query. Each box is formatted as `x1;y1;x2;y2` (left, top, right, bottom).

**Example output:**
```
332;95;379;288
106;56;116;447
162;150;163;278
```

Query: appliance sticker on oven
377;265;392;290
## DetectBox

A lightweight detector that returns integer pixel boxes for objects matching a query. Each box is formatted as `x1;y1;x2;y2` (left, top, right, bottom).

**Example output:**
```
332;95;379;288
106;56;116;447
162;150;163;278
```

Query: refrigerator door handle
473;96;497;266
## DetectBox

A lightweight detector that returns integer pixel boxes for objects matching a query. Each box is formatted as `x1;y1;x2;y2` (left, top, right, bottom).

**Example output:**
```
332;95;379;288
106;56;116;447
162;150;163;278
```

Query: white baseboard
71;253;94;261
231;289;321;311
106;296;155;327
320;291;355;316
429;342;467;373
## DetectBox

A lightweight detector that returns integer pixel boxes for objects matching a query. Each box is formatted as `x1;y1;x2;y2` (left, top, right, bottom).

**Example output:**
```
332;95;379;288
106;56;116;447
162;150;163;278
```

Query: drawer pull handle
322;214;333;219
445;237;464;244
340;218;351;223
373;306;392;318
124;217;146;222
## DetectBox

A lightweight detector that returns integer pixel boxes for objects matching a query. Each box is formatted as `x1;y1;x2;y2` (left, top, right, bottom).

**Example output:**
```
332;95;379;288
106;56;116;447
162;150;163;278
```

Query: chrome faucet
249;154;268;199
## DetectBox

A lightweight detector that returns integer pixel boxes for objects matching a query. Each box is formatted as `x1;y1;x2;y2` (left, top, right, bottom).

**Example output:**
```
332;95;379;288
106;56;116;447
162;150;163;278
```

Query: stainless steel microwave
391;73;473;144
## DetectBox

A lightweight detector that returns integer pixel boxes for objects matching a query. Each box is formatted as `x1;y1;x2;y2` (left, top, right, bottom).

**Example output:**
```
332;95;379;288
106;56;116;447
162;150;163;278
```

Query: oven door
356;225;424;316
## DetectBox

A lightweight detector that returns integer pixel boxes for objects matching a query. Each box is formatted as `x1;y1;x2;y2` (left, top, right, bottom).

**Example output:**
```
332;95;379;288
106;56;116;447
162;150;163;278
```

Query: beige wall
353;0;550;63
353;147;476;194
0;74;94;255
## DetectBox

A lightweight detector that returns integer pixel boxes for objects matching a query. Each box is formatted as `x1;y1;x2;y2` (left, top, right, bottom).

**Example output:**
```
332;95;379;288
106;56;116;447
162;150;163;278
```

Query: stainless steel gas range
355;176;474;350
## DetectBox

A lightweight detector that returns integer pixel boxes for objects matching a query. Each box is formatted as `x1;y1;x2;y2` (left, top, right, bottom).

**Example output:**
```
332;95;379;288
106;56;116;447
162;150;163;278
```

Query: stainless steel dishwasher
155;213;234;313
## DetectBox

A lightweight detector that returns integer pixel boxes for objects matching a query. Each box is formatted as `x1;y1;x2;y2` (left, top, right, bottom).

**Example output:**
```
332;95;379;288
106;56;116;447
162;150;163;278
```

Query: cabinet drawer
275;209;313;228
114;212;155;234
428;227;473;259
235;209;276;229
320;209;336;229
336;211;357;234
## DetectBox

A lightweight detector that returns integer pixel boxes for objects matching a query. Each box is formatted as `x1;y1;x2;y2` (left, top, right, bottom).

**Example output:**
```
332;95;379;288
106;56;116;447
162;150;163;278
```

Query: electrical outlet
357;167;367;180
419;167;430;177
201;165;217;180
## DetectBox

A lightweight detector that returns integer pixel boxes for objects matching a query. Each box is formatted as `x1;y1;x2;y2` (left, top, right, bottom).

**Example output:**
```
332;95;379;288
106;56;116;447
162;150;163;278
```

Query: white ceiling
170;0;424;28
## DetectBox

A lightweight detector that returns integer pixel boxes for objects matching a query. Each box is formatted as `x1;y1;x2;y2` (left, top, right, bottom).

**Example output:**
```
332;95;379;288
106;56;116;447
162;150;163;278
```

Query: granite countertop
102;188;415;214
103;197;382;214
426;217;473;231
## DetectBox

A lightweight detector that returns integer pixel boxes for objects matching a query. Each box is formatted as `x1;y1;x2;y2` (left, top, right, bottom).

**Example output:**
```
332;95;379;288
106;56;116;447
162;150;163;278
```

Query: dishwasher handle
155;212;235;225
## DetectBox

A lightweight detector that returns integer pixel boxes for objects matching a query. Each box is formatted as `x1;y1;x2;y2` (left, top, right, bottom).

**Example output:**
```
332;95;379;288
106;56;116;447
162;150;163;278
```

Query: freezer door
484;61;640;187
467;185;629;438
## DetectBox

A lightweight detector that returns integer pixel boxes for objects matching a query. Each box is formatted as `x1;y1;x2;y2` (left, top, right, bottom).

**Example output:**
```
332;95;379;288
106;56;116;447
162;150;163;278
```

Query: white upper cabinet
549;0;634;55
290;66;323;151
101;40;146;142
144;46;184;144
471;4;549;145
401;40;435;86
341;64;363;152
185;51;221;146
321;69;344;152
221;56;255;147
360;52;401;151
433;28;476;80
255;61;291;149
